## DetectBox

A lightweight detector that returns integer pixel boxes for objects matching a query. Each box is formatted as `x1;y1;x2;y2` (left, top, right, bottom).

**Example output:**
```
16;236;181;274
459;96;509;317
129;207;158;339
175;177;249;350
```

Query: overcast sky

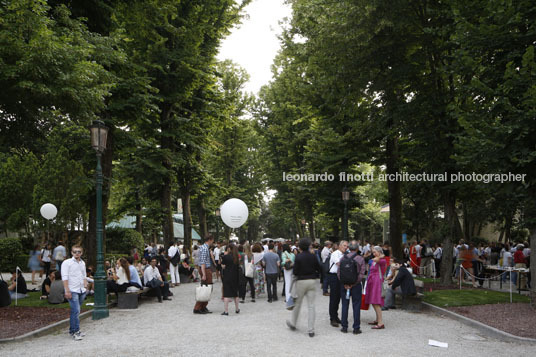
217;0;292;95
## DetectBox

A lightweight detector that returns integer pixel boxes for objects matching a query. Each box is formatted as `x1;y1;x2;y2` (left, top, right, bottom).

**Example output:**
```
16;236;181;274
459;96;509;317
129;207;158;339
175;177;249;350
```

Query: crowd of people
403;239;531;289
13;235;530;341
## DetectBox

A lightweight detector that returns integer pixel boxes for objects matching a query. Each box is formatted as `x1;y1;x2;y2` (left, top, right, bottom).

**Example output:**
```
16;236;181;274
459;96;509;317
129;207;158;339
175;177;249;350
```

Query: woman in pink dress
365;246;387;329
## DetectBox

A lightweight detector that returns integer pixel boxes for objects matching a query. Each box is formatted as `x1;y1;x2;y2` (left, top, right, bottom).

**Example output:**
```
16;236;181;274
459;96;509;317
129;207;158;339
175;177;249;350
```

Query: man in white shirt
53;241;67;271
168;242;180;287
144;257;171;302
213;242;222;281
61;245;87;341
362;241;371;256
328;241;348;327
433;244;443;278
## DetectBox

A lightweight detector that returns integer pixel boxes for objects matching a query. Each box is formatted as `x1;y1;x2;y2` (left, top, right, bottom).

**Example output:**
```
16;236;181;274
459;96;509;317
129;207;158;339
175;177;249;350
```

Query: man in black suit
383;258;416;310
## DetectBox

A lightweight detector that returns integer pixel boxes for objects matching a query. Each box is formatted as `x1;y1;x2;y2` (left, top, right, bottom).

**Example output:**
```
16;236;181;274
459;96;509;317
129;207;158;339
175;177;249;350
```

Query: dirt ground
448;303;536;339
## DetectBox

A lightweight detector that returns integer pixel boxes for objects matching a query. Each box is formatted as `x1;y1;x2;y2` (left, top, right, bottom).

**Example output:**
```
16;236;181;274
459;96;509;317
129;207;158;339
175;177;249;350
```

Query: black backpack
0;273;11;307
339;253;358;285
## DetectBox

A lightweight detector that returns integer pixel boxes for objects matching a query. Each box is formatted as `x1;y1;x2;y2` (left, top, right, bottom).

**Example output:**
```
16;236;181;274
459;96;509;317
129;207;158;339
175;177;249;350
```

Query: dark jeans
434;258;441;278
146;281;170;300
327;273;341;321
322;270;329;293
43;262;51;278
266;273;278;301
340;283;362;330
239;275;255;300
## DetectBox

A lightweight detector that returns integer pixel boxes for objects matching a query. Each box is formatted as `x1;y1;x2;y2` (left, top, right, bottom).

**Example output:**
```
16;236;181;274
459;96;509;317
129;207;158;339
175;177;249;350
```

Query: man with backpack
338;241;365;334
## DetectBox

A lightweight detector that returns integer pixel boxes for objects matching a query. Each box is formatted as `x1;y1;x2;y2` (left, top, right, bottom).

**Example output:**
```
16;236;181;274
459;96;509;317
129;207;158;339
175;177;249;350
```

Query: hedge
0;237;24;272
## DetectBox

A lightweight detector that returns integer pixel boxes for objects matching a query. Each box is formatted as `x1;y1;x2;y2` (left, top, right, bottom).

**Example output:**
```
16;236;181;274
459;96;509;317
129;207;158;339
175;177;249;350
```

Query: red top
513;250;526;264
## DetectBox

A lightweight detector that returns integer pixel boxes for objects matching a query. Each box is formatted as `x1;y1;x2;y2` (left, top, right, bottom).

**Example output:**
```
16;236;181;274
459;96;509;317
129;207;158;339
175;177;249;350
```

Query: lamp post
342;186;350;241
215;208;220;242
90;120;109;320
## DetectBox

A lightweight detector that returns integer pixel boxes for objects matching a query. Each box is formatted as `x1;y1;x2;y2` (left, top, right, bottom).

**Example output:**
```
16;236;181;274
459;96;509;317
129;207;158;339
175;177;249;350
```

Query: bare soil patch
448;303;536;339
0;307;86;339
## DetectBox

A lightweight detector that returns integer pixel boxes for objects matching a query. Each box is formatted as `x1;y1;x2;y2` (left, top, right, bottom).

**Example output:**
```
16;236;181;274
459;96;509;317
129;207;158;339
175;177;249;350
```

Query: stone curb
423;302;536;344
0;302;114;344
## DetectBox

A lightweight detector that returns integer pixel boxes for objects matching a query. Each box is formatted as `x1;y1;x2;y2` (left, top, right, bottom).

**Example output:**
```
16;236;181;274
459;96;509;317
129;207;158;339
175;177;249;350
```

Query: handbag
360;281;369;310
283;252;293;271
195;284;212;302
244;256;254;278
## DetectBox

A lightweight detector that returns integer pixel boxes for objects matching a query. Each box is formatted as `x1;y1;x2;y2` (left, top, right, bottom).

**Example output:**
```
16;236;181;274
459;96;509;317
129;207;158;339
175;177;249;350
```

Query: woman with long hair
221;244;240;315
239;243;255;303
252;243;265;296
28;244;43;284
107;257;131;294
281;244;295;308
365;246;387;329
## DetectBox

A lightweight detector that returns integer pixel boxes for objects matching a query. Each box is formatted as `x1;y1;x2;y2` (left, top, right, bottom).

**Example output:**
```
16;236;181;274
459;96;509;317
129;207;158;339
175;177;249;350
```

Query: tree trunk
198;197;208;239
135;191;142;234
386;135;403;260
182;187;192;255
160;106;174;248
504;214;512;244
530;226;536;310
463;204;471;240
440;191;462;286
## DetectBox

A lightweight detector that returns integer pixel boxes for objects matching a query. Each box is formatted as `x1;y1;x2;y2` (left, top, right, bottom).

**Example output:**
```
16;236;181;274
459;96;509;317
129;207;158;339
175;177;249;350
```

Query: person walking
28;245;43;285
61;245;87;341
221;244;240;315
263;243;280;303
193;235;214;314
365;246;386;329
281;244;295;308
168;242;181;287
320;241;332;296
41;243;53;278
53;241;67;271
239;243;255;303
252;243;265;296
286;238;321;337
338;241;365;334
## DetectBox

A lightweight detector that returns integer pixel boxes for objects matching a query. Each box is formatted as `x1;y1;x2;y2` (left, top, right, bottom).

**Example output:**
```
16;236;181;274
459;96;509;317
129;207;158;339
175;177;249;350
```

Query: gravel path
1;280;533;356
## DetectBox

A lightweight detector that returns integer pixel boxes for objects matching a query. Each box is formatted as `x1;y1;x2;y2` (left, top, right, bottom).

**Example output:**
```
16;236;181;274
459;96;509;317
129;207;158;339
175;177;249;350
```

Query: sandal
371;324;385;329
367;321;378;325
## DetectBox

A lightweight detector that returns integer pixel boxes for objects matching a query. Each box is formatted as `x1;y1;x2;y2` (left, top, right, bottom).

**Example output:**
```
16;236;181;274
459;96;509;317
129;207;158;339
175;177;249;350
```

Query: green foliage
424;289;530;307
0;237;24;271
6;291;94;309
105;228;144;255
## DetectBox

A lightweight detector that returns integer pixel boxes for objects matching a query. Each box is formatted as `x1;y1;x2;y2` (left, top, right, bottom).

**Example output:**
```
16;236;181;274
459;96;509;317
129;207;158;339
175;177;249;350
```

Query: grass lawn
414;277;440;283
423;289;530;307
11;291;95;309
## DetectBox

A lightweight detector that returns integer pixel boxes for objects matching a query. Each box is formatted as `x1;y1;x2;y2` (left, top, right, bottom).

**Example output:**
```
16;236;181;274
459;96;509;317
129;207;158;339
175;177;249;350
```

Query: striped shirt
198;243;211;268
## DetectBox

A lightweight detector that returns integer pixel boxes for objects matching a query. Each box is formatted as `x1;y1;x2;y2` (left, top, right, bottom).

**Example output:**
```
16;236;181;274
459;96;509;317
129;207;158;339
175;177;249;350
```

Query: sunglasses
72;250;82;254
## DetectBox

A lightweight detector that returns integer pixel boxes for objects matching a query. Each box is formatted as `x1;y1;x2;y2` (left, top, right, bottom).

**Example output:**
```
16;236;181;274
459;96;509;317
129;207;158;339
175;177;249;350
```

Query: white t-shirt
502;251;512;267
329;250;344;274
415;245;422;258
362;244;371;255
433;247;442;259
41;249;52;263
263;245;269;253
214;247;221;261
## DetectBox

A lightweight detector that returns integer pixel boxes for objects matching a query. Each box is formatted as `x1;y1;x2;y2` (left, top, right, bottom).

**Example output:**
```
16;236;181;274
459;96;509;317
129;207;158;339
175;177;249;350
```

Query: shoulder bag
244;256;254;278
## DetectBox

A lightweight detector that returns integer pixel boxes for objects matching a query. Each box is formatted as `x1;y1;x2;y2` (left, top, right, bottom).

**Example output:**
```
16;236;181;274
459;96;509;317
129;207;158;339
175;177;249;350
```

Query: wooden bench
179;274;192;284
117;287;150;309
400;279;423;311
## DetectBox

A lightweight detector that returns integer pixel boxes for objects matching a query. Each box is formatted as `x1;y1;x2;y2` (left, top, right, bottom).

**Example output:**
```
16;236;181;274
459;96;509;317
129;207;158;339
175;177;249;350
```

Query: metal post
93;153;108;320
343;200;348;241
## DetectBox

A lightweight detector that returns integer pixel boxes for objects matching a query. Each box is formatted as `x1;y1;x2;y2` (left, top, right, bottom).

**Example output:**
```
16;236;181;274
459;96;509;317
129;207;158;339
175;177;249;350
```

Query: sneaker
353;329;362;335
341;327;348;333
286;320;296;331
76;331;86;337
71;332;83;341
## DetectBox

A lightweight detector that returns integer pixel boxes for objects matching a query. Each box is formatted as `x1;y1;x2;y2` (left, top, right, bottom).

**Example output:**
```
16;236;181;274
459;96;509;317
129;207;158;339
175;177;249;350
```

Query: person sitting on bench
383;258;416;310
179;259;198;282
143;257;171;302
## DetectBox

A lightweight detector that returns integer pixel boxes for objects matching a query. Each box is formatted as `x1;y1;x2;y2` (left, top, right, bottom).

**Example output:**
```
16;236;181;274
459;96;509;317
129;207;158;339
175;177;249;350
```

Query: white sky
217;0;292;94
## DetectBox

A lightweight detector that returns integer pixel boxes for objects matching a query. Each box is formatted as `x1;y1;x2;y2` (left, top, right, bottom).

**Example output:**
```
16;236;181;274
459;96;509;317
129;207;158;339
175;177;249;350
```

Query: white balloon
220;198;248;228
40;203;58;220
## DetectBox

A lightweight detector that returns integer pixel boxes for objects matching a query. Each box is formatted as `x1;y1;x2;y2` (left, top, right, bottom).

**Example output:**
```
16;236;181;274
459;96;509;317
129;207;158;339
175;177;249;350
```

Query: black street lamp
90;120;109;320
215;208;220;241
342;186;350;241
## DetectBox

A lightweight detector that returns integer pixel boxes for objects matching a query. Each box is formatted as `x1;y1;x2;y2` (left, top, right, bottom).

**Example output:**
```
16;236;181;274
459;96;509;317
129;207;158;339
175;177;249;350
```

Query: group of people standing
27;241;68;284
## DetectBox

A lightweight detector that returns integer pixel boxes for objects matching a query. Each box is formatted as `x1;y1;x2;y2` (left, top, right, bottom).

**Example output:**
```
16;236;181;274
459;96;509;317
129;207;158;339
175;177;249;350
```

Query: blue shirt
129;265;142;286
198;243;211;268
